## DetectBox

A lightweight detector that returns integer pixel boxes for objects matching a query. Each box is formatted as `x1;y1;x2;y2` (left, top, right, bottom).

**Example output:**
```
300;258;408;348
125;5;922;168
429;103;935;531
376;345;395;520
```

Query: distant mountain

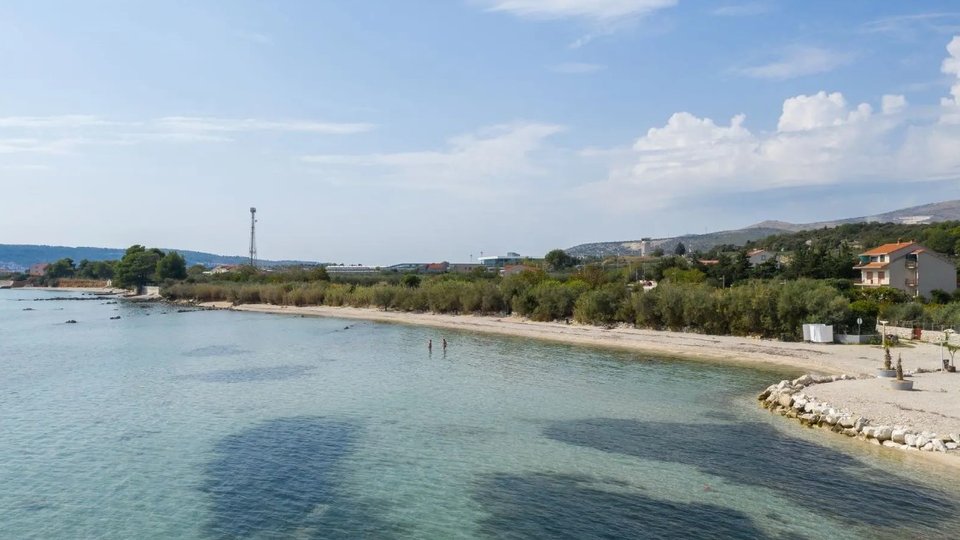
566;199;960;259
745;200;960;232
0;244;319;270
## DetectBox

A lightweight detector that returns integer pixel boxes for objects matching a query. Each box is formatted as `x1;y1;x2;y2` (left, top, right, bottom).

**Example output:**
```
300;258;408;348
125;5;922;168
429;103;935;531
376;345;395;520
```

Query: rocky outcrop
759;374;959;456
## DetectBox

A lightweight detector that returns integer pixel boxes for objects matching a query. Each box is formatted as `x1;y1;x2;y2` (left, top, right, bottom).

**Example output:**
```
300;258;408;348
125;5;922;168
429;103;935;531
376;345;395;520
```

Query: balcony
905;279;917;288
905;261;917;269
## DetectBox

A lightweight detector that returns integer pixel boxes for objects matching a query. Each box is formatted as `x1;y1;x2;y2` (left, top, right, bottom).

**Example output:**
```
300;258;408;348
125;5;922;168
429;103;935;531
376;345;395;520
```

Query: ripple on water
202;417;403;539
544;419;956;533
181;345;252;358
175;365;315;383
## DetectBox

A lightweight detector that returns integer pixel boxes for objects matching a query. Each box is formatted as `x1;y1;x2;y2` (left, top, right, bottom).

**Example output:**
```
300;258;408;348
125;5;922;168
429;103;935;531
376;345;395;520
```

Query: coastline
207;302;950;375
204;302;960;469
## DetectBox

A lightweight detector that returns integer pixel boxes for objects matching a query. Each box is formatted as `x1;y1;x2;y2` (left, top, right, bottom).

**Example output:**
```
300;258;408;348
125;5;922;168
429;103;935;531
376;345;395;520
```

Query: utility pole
249;207;258;268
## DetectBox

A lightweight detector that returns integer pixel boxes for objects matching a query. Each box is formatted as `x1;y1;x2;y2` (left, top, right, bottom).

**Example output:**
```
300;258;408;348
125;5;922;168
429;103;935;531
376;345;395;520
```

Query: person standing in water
442;338;447;351
428;339;433;353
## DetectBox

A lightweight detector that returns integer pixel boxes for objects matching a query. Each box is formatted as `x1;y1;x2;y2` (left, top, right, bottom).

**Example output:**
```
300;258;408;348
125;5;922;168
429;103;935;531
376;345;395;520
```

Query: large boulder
904;433;918;447
875;426;893;442
778;394;794;408
891;429;907;444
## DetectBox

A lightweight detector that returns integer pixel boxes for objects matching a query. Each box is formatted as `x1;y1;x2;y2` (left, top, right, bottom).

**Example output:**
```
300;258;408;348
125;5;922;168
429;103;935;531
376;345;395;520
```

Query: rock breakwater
759;374;960;455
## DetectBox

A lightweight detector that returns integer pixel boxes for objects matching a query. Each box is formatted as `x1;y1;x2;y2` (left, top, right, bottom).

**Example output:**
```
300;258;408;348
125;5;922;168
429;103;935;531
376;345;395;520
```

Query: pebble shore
759;374;960;455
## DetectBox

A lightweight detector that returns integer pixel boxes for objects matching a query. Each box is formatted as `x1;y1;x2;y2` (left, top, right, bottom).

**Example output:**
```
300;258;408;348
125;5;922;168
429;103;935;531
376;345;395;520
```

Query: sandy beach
204;303;951;375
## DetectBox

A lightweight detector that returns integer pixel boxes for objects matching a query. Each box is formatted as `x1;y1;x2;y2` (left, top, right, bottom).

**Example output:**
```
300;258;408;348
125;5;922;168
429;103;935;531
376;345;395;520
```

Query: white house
747;249;776;267
854;241;957;297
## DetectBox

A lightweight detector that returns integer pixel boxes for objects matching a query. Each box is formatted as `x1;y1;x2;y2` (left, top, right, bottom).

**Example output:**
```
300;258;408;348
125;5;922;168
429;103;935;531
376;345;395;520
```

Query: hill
0;244;318;272
566;199;960;258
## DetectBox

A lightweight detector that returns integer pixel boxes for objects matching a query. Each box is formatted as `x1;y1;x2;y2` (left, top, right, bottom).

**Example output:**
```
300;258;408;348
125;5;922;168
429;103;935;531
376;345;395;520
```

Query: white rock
892;429;906;443
932;440;948;453
951;433;960;444
916;436;929;448
824;415;838;425
881;440;900;448
840;417;855;429
922;442;934;451
793;398;807;411
861;427;875;439
853;417;867;431
875;427;893;442
778;394;794;408
904;434;918;447
947;442;958;450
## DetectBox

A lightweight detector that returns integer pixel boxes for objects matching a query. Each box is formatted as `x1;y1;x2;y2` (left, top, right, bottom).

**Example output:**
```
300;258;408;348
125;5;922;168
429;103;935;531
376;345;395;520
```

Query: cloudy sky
2;1;960;264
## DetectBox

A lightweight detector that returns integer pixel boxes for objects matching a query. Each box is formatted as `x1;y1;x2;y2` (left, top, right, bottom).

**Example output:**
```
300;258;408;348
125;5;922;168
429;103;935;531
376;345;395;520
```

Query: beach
200;302;960;465
211;303;948;375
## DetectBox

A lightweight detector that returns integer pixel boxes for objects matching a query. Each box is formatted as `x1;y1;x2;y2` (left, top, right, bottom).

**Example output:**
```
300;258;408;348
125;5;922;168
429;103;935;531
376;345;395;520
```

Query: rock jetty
759;374;960;455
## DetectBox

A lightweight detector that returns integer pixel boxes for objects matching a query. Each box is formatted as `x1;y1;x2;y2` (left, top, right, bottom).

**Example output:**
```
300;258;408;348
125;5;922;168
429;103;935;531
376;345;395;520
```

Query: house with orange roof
854;241;956;297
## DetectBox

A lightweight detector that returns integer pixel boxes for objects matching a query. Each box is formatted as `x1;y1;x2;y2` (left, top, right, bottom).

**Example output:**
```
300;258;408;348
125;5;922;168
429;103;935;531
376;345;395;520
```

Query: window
866;271;873;282
878;271;885;280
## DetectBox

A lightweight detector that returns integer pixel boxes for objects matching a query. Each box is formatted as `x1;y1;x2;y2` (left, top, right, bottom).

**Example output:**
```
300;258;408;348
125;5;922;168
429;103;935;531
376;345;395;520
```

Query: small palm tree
883;345;892;371
895;354;904;381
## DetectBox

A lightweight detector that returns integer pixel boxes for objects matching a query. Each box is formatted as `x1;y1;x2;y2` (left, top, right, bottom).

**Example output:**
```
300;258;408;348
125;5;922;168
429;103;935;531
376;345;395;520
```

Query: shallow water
1;289;958;539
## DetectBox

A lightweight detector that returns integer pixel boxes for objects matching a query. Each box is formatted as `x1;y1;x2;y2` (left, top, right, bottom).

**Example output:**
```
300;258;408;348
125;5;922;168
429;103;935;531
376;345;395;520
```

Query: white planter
876;369;897;378
890;379;914;391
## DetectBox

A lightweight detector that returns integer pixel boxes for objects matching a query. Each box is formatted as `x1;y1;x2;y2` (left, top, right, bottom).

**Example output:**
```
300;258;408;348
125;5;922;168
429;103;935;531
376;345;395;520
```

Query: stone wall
759;374;959;455
876;324;959;345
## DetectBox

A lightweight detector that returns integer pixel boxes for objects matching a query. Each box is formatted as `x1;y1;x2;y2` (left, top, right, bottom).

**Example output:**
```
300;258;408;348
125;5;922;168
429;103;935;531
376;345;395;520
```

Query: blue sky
2;1;960;264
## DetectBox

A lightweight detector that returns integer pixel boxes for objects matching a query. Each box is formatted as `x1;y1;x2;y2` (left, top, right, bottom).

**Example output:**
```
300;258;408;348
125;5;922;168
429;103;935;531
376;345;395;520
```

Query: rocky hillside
567;199;960;258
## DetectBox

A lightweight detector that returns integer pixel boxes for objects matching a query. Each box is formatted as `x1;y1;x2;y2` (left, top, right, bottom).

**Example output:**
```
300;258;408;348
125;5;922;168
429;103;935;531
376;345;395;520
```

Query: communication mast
249;207;258;268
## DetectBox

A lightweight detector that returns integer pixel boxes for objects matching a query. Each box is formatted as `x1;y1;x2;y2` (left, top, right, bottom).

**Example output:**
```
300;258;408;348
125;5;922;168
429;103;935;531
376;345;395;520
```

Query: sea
2;289;958;539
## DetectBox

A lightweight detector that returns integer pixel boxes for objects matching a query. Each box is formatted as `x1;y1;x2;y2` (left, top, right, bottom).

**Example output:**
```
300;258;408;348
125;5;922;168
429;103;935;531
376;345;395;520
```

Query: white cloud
777;91;871;132
941;36;960;123
712;3;772;17
881;94;907;115
549;62;606;74
0;115;373;155
480;0;676;21
0;115;120;129
581;38;960;211
738;46;854;80
154;117;374;134
301;122;564;195
862;12;960;37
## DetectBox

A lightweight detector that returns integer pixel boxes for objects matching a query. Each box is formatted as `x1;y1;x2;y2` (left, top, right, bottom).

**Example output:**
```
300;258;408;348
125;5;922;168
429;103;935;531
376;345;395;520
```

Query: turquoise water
1;289;958;539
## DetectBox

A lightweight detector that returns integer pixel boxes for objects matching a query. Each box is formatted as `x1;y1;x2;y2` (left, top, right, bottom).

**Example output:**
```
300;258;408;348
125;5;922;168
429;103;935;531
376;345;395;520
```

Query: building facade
854;242;957;297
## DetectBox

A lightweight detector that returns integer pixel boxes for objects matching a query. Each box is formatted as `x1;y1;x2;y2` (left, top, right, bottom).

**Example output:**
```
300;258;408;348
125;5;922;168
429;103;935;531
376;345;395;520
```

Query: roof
854;262;889;270
861;242;915;256
746;249;766;257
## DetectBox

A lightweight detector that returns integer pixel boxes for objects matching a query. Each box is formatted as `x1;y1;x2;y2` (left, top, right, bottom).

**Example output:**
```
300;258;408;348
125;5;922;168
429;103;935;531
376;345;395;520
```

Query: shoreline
203;302;960;469
204;303;950;375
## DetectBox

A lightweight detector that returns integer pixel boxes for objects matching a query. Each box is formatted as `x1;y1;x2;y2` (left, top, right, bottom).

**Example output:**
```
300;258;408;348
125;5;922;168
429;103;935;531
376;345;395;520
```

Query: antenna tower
249;207;258;268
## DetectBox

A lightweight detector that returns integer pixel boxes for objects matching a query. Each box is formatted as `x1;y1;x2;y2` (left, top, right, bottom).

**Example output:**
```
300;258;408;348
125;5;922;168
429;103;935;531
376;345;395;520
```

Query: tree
674;242;687;256
113;245;162;289
651;247;665;257
401;274;421;288
544;249;578;271
45;258;76;279
156;251;187;281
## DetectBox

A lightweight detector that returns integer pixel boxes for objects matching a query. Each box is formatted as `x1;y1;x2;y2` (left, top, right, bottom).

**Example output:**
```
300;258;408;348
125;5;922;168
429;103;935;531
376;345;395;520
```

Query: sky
2;1;960;265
